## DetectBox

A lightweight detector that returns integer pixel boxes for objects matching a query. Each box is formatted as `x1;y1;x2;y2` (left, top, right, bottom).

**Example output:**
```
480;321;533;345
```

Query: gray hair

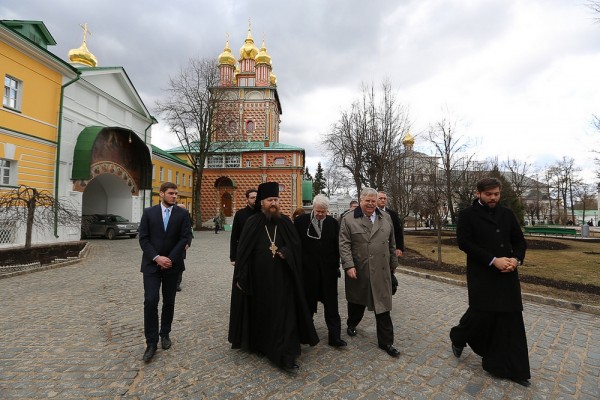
360;187;378;199
312;194;330;210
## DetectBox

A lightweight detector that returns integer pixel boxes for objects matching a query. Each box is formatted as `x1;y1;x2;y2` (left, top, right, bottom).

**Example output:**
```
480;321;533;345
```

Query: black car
81;214;139;240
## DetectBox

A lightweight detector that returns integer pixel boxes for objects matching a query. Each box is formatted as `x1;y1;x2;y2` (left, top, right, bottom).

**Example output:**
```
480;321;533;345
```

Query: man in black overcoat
228;182;319;373
294;194;346;347
229;188;257;265
139;182;192;362
377;191;405;257
450;177;530;386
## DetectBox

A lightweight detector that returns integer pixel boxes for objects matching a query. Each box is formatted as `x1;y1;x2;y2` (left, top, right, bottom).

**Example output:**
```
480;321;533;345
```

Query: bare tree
502;157;533;199
427;115;475;223
155;57;228;228
323;163;354;197
0;185;80;248
323;81;409;194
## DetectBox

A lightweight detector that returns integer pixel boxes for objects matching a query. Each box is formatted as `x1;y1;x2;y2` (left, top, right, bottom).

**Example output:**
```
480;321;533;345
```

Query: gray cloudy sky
3;0;600;181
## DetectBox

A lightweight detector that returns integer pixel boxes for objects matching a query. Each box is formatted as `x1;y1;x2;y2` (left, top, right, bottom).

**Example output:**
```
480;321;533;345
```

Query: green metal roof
72;126;102;180
166;140;304;154
151;145;191;167
1;20;56;48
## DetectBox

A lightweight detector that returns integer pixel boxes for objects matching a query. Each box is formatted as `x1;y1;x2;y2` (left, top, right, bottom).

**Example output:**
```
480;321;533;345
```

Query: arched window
246;120;255;133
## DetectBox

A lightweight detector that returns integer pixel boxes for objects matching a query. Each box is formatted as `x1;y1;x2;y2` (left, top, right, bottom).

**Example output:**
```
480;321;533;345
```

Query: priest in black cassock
450;177;530;387
228;182;319;373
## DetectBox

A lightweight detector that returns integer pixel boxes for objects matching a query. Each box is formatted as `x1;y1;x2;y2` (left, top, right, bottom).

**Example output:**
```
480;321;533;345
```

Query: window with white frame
182;173;186;187
0;158;16;186
3;75;22;110
159;166;164;181
273;157;286;166
189;175;193;187
225;155;241;168
208;155;224;168
175;171;179;185
167;170;172;182
152;164;155;181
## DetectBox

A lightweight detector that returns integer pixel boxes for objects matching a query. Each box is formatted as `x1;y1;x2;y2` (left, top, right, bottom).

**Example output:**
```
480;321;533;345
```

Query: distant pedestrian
138;182;192;363
450;177;530;386
213;214;221;234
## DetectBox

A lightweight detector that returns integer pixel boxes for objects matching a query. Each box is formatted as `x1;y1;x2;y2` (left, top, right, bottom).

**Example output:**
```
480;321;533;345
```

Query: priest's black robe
227;212;319;367
451;199;530;381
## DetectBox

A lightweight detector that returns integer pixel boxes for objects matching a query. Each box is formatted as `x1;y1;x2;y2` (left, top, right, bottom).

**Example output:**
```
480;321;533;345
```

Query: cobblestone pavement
0;231;598;399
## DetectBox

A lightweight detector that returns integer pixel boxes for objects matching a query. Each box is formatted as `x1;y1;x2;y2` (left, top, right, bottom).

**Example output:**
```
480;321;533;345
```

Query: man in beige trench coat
339;187;400;357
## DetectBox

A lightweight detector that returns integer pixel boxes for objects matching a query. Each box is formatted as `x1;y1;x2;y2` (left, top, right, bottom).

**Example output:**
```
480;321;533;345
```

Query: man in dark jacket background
294;194;346;347
450;177;530;386
229;188;257;265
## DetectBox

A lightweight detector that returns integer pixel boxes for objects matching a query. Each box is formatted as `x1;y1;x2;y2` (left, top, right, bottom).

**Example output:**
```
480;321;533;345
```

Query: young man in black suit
139;182;192;362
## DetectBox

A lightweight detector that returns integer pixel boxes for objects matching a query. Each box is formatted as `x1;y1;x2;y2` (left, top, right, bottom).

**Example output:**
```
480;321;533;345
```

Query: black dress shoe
452;343;464;358
143;344;157;362
378;344;400;358
281;363;300;373
328;338;348;347
161;336;172;350
510;378;531;387
347;326;357;337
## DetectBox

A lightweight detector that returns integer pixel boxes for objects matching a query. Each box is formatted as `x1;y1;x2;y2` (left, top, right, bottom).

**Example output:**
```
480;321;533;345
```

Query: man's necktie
164;208;170;231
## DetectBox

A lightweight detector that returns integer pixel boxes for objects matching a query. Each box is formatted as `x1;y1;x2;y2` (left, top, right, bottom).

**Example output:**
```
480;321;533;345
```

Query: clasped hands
155;255;173;270
493;257;519;273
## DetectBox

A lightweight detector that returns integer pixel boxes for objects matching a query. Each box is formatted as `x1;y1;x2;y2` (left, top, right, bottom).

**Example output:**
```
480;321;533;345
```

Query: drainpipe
54;72;81;237
143;117;158;210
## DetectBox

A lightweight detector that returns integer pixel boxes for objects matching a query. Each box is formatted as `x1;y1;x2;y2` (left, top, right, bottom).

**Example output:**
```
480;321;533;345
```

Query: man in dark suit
450;177;530;386
229;188;257;265
139;182;192;363
377;191;405;257
294;194;346;347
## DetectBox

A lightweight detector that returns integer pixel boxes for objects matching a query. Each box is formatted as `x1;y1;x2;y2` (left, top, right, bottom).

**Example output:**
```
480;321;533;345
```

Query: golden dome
269;71;277;85
403;132;415;146
68;23;97;67
239;23;259;60
218;37;236;66
255;39;271;65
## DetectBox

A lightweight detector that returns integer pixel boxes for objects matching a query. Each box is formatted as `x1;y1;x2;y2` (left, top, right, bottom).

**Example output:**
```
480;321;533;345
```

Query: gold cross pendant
269;242;278;258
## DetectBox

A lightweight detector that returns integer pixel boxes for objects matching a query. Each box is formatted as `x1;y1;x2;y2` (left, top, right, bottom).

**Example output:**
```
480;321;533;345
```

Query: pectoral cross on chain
265;225;278;258
269;242;278;258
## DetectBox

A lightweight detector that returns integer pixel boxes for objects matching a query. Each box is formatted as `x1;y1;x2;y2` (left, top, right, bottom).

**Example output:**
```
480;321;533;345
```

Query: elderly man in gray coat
339;187;400;357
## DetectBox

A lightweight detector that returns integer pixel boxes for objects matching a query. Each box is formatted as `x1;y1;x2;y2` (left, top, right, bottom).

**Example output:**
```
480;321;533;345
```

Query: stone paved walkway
0;231;598;399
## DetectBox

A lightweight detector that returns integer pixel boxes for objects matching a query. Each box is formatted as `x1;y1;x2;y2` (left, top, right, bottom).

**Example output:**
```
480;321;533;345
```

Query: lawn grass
402;232;600;307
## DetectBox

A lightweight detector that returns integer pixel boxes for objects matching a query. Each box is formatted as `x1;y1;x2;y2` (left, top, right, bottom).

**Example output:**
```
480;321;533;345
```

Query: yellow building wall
0;41;63;142
0;133;56;191
0;40;64;192
150;156;193;208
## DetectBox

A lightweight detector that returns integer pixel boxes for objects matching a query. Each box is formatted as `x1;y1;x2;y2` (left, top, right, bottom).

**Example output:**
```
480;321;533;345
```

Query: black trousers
143;270;179;345
450;307;531;380
347;302;394;346
316;297;342;341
